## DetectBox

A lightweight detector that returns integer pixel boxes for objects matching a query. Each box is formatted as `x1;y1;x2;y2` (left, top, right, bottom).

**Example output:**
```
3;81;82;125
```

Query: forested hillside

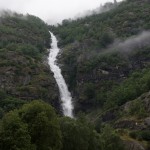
50;0;150;149
50;0;150;112
0;12;60;117
0;11;125;150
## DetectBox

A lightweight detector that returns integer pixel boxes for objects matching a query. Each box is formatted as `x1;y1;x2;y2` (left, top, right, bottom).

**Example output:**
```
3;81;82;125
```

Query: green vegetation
127;99;147;118
106;69;150;108
0;13;50;49
0;101;62;150
0;110;35;150
129;130;150;141
0;101;124;150
0;12;59;113
99;125;124;150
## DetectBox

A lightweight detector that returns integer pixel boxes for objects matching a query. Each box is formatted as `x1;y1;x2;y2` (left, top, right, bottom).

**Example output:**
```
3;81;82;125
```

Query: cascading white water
48;31;74;118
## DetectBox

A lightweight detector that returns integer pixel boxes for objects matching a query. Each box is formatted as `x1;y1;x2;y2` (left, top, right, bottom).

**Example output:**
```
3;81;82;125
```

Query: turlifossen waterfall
48;32;74;118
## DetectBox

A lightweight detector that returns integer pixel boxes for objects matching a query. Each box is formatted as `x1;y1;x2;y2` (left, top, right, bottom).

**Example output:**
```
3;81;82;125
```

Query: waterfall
48;31;74;118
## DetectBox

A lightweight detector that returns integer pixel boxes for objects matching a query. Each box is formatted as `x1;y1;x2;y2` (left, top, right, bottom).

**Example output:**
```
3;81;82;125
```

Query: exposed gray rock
144;117;150;126
123;91;150;113
114;119;146;130
101;108;118;122
142;92;150;112
123;101;132;112
124;140;145;150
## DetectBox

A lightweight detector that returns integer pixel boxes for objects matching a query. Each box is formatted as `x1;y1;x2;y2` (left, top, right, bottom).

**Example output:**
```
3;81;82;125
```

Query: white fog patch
112;31;150;52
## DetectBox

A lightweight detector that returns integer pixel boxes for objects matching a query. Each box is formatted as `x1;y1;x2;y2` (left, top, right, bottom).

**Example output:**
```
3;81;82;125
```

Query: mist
0;10;14;17
75;1;122;19
78;31;150;63
0;0;123;25
99;31;150;57
112;31;150;53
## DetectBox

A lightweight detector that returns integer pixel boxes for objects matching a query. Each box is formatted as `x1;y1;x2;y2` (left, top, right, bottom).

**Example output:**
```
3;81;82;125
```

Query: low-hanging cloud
78;31;150;63
112;31;150;53
0;10;29;22
0;10;12;17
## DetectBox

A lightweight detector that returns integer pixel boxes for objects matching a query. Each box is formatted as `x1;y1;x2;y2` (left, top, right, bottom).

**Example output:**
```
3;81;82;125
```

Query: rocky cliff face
124;140;145;150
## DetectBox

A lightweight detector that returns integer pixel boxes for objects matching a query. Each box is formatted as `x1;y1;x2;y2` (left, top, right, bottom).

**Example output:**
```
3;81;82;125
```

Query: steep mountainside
0;12;127;150
0;12;60;117
50;0;150;149
50;0;150;112
0;0;150;149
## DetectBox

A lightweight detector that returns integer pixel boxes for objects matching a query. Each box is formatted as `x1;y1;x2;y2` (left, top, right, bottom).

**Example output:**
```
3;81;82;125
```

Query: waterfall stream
48;32;74;118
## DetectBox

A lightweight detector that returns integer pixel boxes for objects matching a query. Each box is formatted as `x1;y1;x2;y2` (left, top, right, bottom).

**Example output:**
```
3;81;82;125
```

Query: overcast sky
0;0;123;24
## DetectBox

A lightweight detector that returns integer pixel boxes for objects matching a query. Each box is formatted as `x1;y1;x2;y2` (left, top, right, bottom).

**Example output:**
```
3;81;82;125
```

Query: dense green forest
0;100;125;150
0;0;150;149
